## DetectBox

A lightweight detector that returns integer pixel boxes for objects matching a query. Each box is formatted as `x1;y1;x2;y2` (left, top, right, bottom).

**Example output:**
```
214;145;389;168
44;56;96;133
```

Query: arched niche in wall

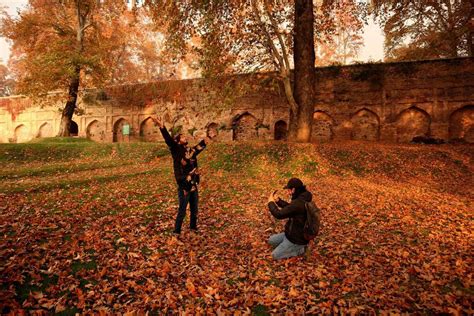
207;122;219;138
140;117;162;142
449;105;474;143
350;108;380;141
312;111;334;142
232;112;257;141
38;122;53;138
113;118;130;143
395;106;431;142
14;124;30;143
86;120;105;142
70;121;79;136
274;120;288;140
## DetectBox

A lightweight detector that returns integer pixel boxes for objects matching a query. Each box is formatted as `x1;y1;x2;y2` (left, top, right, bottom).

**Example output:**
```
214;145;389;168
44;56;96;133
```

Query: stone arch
312;111;334;141
113;118;130;143
86;120;105;142
274;120;288;140
350;108;380;141
449;105;474;143
70;121;79;136
14;124;29;143
232;112;257;141
38;122;53;138
140;117;162;142
396;106;431;142
207;122;219;138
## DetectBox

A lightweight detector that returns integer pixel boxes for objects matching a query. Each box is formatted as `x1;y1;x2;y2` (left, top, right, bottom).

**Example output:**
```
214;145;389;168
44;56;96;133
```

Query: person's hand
208;129;217;139
268;191;275;203
204;136;213;144
152;116;164;128
272;190;281;202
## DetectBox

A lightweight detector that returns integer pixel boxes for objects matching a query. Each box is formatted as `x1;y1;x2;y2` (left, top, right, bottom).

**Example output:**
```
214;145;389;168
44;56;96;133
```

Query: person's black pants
174;188;198;234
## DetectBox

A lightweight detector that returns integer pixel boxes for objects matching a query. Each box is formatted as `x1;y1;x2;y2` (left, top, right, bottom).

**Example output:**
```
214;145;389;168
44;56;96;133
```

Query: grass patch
141;246;152;256
1;167;168;194
0;160;135;180
303;160;319;174
56;308;81;316
71;260;97;275
0;138;169;163
12;273;59;303
252;304;270;316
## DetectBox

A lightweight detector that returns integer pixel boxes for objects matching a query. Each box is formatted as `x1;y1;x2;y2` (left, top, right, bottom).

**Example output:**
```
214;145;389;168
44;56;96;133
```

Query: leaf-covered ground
1;141;472;314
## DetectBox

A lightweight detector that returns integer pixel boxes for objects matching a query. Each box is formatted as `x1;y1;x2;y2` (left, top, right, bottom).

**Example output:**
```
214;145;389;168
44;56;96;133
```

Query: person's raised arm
191;133;214;158
191;139;207;158
153;116;175;148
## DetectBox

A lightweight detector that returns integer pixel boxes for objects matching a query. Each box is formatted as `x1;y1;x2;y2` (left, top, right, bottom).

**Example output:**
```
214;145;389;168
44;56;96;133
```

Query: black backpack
304;201;321;241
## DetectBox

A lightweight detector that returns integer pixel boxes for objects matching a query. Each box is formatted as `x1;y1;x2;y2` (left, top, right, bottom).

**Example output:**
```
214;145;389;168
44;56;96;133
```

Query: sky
0;0;385;68
0;0;26;63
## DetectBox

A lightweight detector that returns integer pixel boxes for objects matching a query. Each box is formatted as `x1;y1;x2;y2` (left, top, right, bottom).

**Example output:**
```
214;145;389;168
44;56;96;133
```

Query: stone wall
0;57;473;143
312;58;474;143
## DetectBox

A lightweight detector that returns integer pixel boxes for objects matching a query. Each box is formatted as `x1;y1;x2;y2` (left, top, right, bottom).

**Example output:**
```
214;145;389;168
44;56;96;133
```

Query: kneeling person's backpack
304;201;321;241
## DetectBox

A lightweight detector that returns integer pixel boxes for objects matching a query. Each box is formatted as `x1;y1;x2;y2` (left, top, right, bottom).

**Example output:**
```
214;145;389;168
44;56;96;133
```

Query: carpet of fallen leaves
0;141;472;315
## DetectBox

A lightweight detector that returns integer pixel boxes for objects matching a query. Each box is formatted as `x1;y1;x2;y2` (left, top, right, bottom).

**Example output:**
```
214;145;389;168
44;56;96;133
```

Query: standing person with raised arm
152;116;212;235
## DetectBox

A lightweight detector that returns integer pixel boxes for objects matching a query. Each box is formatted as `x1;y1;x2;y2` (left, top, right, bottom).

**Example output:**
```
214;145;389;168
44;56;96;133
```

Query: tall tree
1;0;130;136
293;0;315;142
145;0;360;141
372;0;471;60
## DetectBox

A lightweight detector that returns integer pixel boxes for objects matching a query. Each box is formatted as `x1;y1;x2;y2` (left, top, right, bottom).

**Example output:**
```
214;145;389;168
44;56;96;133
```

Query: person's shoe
169;232;183;245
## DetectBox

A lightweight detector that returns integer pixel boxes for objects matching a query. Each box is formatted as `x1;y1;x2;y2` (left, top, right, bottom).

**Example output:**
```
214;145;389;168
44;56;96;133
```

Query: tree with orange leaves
144;0;365;142
0;0;141;136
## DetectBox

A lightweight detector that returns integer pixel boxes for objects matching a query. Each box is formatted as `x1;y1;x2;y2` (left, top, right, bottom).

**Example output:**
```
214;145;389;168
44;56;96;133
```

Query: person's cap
283;178;304;189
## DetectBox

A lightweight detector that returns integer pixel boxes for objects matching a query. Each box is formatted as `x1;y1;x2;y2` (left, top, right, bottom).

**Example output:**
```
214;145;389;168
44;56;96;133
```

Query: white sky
0;0;385;67
0;0;27;63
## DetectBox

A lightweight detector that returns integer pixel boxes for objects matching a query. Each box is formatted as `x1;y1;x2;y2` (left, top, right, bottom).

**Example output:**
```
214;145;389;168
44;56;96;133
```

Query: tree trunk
293;0;315;142
282;75;298;139
469;1;474;57
58;1;86;137
57;66;80;137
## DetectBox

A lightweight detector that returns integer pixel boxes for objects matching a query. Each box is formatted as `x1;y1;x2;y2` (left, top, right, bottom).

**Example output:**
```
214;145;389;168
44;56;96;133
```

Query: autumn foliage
0;140;472;314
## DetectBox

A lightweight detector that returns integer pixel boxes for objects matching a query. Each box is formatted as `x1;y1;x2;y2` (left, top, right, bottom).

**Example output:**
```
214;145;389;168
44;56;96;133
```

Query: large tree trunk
293;0;315;142
57;66;80;137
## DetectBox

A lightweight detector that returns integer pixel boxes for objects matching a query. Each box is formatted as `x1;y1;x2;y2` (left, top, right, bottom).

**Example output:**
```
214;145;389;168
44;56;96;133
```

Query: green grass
12;273;59;303
0;160;135;180
252;304;270;316
0;137;169;163
1;167;169;194
71;260;97;275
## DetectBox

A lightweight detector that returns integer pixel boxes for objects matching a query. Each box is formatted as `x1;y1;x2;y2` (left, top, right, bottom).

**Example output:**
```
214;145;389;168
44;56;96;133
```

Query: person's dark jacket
159;126;206;190
268;189;312;245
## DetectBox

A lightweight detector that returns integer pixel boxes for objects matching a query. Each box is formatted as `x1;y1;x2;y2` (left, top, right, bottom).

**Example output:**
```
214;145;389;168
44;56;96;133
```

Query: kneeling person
267;178;312;260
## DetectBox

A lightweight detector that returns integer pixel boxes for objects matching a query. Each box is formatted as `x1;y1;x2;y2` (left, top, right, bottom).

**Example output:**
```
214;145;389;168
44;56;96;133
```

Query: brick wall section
0;57;473;143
